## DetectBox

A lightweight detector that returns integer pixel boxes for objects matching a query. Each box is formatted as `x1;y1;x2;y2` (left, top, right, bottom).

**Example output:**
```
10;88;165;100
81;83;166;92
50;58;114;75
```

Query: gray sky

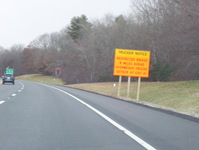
0;0;132;48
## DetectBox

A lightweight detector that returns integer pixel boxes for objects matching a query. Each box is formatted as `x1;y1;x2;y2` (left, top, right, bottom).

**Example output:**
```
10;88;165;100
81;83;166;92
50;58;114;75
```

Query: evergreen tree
68;15;92;41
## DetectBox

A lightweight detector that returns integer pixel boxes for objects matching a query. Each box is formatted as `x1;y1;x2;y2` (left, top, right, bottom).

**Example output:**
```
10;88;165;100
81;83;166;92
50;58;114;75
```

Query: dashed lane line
0;101;5;105
11;94;17;97
0;82;25;104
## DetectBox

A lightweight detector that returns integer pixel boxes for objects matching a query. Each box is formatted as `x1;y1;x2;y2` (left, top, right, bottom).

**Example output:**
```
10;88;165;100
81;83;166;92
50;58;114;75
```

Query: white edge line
39;83;157;150
0;101;5;104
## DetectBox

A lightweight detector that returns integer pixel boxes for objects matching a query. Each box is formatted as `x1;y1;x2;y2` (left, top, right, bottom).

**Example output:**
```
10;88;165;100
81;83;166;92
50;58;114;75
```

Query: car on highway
2;74;15;85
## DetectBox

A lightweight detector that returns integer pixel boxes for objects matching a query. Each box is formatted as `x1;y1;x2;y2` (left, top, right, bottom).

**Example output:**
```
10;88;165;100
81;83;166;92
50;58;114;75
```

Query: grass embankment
17;74;199;117
68;81;199;117
17;74;64;85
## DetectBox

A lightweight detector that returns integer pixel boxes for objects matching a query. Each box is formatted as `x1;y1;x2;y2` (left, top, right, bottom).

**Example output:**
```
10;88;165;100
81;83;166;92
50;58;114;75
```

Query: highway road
0;80;199;150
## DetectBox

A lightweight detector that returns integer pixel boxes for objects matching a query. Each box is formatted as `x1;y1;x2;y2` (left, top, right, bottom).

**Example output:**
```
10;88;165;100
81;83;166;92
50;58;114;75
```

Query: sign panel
6;69;14;74
114;49;150;78
55;68;61;76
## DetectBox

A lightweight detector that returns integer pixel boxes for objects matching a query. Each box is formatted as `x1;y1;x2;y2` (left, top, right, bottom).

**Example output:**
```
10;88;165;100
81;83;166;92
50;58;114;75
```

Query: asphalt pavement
0;80;199;150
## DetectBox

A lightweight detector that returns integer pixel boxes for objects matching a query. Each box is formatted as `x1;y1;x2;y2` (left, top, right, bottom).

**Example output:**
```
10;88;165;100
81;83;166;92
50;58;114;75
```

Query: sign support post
136;77;141;101
117;76;122;97
127;76;131;98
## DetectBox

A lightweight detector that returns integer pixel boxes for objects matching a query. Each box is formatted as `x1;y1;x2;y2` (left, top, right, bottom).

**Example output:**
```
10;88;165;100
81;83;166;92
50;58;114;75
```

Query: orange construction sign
113;49;150;78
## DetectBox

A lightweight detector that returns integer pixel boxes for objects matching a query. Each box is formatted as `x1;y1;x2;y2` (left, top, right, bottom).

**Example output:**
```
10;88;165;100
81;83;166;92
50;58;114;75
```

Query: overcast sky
0;0;132;48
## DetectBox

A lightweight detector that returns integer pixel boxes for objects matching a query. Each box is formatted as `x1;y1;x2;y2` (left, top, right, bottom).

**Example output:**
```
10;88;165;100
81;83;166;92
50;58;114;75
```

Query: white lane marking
0;101;5;104
17;82;25;93
11;94;17;97
19;82;25;90
40;83;157;150
4;82;25;100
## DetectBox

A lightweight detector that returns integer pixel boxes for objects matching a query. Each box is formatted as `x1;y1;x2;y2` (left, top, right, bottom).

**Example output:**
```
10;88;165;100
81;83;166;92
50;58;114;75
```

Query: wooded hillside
0;0;198;84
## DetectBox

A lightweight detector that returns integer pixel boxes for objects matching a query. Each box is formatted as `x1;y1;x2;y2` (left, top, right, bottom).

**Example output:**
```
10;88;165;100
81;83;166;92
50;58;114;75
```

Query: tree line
0;0;198;84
